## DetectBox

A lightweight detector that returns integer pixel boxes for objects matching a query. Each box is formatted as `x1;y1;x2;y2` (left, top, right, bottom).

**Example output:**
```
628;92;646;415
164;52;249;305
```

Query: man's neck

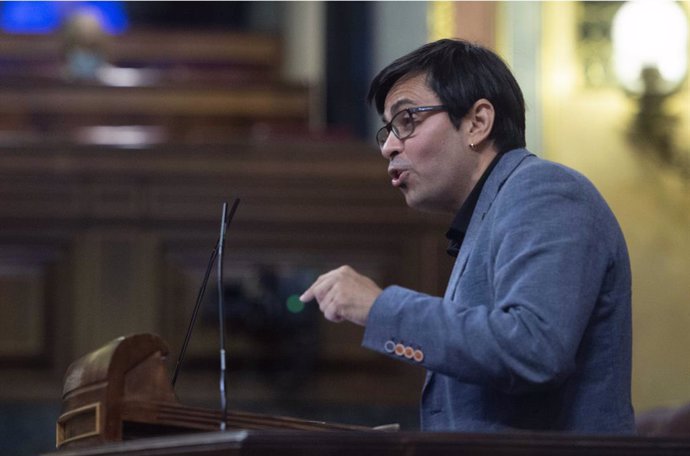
452;146;498;214
471;148;499;187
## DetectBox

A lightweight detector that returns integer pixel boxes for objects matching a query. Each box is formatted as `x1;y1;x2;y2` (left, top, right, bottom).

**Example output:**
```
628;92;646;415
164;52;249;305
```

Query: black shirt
446;153;503;257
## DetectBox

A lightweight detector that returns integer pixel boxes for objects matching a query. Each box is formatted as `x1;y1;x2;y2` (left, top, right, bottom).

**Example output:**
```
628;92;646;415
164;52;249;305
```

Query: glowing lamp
612;0;688;94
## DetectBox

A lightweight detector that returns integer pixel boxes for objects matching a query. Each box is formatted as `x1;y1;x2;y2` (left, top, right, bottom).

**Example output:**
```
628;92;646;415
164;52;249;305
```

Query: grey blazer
363;148;634;433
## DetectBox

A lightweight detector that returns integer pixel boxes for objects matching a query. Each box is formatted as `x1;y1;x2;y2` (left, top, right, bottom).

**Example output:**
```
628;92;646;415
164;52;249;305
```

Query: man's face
380;73;478;214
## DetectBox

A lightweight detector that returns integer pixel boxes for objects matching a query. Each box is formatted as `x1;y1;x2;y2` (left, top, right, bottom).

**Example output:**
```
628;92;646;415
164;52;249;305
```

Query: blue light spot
0;1;61;33
1;1;128;35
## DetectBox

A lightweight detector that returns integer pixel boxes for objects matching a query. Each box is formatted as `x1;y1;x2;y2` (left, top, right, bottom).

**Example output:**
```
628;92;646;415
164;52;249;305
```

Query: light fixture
612;0;688;95
612;0;689;178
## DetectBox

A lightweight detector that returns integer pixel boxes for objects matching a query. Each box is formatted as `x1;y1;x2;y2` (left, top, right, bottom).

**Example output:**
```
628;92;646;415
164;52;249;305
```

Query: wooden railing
0;30;310;141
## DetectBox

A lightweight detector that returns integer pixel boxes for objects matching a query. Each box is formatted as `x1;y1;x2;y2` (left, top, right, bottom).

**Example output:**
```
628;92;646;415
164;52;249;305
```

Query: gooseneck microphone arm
170;198;241;433
217;198;239;429
217;202;228;430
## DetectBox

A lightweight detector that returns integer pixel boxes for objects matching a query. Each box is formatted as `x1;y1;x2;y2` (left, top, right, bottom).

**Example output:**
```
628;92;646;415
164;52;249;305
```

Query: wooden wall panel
0;141;452;411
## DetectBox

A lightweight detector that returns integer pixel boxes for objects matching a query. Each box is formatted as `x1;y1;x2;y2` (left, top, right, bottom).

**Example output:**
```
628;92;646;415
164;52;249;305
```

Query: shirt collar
445;153;503;257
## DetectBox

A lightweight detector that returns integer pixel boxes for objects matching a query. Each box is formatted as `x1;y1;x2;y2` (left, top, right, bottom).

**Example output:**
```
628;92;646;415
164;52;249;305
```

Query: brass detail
56;402;102;448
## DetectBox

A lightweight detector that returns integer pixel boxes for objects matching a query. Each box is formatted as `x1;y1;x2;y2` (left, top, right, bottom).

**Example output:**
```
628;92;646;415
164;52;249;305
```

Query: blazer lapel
449;149;535;288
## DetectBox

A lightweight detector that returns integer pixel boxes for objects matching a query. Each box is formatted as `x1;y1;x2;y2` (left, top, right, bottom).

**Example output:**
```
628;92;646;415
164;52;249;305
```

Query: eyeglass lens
377;109;413;147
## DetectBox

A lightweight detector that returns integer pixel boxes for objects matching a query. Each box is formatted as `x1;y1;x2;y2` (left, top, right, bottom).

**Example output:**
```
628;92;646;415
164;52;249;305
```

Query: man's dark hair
367;39;526;153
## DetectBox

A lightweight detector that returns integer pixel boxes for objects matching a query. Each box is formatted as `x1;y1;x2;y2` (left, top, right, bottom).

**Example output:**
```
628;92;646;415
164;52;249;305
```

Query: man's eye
399;114;415;127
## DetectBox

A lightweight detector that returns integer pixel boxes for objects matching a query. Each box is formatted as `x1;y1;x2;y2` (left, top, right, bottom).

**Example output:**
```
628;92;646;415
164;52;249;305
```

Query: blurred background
0;1;687;455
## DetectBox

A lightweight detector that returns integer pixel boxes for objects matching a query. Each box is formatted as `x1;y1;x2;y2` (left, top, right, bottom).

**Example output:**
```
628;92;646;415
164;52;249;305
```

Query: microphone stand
217;199;240;429
169;198;240;433
217;202;228;430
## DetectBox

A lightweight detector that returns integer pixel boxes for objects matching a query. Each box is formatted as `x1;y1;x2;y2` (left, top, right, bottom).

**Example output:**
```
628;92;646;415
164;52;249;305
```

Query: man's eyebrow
382;98;414;123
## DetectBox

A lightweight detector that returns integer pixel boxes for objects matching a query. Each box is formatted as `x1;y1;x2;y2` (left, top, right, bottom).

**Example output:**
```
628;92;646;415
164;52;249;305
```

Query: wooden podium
55;333;369;449
51;333;690;456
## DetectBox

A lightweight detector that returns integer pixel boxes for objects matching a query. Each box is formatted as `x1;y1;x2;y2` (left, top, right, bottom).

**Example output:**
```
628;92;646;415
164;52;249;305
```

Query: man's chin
403;191;436;212
404;193;444;214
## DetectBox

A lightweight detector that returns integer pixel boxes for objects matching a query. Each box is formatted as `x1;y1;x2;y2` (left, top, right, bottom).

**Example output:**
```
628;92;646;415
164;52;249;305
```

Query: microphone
170;199;241;430
217;199;239;430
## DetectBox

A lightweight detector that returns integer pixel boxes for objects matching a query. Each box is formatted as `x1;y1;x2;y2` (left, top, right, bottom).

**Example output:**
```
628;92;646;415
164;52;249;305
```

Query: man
300;39;634;434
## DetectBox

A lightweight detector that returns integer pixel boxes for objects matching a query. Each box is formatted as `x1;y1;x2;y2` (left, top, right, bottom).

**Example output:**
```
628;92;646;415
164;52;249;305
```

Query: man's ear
466;98;495;148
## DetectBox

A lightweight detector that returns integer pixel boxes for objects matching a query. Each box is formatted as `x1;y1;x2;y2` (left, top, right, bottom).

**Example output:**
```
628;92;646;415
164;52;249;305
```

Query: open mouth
389;169;409;188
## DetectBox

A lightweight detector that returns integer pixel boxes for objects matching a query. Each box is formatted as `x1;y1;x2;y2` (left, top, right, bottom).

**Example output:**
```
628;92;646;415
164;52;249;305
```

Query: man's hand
299;265;382;326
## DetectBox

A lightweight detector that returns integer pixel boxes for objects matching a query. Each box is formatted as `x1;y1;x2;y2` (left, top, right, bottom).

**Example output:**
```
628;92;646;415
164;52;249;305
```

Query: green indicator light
286;295;305;314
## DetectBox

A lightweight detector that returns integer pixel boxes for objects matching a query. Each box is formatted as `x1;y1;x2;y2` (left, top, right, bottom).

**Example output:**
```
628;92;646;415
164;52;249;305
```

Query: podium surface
45;428;690;456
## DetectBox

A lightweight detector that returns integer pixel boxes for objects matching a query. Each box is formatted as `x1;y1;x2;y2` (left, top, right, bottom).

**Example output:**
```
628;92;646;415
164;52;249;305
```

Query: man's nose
380;132;402;160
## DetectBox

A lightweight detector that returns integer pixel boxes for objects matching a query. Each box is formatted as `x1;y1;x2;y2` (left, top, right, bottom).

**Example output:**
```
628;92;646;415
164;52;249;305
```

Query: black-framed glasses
376;105;448;148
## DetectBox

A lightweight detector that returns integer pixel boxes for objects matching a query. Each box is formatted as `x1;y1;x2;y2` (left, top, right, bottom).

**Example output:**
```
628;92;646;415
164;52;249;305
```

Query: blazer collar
475;148;534;216
454;148;535;267
446;152;503;257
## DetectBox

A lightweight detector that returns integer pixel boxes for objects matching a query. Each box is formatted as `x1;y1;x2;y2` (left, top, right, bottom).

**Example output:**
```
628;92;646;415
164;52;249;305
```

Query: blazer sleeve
362;163;622;394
